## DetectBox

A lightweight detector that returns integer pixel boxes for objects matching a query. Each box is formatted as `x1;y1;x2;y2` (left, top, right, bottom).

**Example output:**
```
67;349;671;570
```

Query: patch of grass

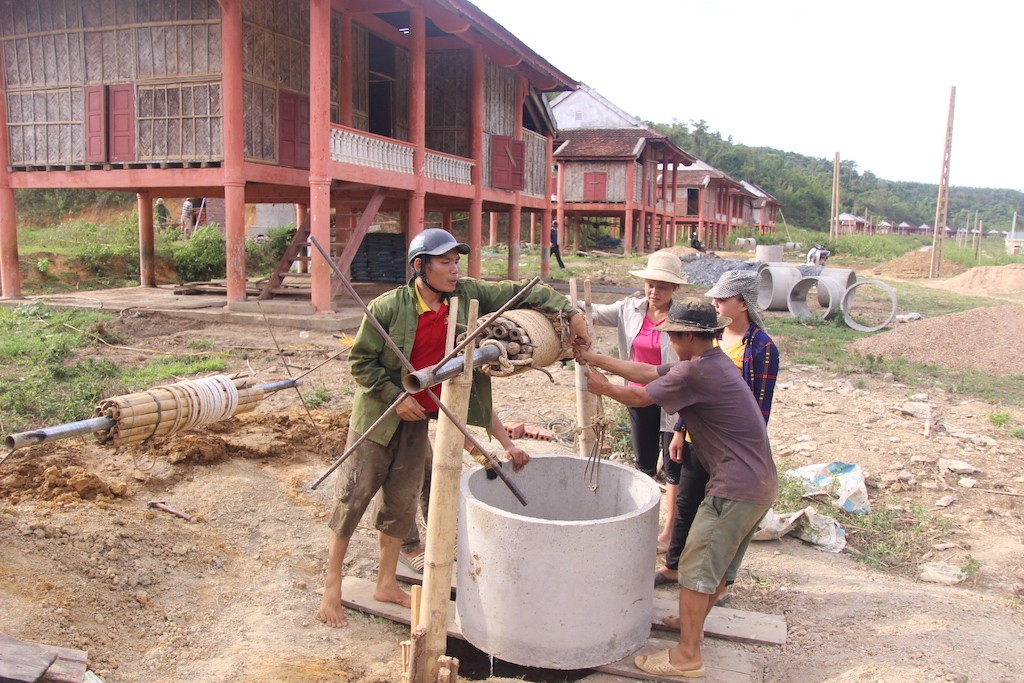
840;503;952;571
988;411;1012;428
304;387;331;409
0;304;227;434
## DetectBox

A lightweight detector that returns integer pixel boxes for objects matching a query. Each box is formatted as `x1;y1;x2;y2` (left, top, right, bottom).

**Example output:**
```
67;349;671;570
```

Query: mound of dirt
931;263;1024;295
871;249;966;279
850;304;1024;375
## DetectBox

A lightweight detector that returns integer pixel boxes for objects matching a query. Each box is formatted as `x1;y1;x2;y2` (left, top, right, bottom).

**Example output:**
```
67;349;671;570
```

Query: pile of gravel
681;257;757;287
680;257;825;287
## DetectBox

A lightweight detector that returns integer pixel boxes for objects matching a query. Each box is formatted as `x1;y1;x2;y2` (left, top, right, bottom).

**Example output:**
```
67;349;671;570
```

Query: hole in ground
446;638;594;682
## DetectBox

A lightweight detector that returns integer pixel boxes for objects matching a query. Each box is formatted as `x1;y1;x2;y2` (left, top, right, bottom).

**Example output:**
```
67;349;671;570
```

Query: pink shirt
628;316;663;387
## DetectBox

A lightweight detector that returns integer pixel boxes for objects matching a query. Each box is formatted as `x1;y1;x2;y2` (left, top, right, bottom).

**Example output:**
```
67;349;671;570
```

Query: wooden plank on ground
394;570;785;647
0;633;87;683
595;635;762;683
653;596;787;646
343;578;761;682
341;576;460;638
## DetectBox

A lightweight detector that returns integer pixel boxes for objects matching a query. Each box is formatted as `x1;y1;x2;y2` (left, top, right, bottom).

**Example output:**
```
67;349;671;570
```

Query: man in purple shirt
578;298;777;679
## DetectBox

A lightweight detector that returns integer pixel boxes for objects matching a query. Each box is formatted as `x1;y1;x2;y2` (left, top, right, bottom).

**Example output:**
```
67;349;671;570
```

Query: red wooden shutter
279;92;309;169
279;92;297;168
491;135;524;191
84;85;107;163
296;95;310;170
108;85;135;162
583;172;607;201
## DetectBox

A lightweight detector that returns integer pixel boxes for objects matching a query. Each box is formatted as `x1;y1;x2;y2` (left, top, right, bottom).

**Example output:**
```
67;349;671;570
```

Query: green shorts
676;496;770;594
328;419;430;539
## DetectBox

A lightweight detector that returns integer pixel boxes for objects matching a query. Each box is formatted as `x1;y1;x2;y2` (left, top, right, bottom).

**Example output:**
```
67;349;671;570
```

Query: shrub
171;225;227;282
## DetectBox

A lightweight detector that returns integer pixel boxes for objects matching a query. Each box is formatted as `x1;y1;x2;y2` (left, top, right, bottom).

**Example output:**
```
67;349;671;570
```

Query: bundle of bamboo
93;376;264;447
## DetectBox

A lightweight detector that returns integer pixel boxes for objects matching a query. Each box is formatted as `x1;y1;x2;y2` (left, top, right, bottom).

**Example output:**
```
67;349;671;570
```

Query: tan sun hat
704;269;765;330
628;251;685;285
655;298;730;333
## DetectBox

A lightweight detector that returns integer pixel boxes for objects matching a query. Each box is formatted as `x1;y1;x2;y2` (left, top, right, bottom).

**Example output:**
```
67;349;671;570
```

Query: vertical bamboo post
571;278;599;459
416;298;478;683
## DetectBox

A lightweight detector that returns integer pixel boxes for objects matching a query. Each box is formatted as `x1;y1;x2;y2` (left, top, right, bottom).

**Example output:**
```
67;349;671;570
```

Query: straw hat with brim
655;299;730;334
704;269;765;330
628;251;686;285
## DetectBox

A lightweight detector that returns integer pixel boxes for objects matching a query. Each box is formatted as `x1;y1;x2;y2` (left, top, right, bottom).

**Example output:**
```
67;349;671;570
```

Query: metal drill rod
307;237;529;504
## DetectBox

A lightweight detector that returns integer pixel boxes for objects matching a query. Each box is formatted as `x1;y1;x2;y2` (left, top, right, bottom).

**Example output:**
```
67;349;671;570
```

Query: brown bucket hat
655;298;730;334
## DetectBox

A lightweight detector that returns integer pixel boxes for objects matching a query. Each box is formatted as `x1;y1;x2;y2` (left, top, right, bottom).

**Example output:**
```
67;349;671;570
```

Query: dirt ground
3;261;1024;683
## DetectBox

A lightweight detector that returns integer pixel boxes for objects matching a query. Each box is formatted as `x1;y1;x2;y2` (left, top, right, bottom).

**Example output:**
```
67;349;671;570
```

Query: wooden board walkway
0;633;88;683
394;564;786;647
341;576;764;682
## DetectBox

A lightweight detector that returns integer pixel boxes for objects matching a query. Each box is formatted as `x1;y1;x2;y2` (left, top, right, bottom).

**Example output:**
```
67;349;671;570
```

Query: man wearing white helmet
318;228;591;628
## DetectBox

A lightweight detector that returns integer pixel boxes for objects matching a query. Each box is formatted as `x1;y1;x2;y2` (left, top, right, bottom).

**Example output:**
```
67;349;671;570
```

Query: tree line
651;120;1024;233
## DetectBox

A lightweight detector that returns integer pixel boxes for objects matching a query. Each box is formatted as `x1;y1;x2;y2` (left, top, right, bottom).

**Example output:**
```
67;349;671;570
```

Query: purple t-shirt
646;347;778;505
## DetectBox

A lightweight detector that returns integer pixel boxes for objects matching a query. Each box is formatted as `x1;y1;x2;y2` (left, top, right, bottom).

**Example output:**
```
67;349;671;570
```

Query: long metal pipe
403;343;502;394
4;378;301;453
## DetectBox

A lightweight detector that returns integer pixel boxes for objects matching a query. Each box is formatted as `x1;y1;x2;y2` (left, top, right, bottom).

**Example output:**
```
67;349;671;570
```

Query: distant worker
550;220;566;269
690;230;706;253
154;198;170;231
806;243;831;266
180;198;195;236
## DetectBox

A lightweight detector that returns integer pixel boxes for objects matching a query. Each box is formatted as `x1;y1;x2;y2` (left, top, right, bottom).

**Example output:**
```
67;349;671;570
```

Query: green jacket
349;277;578;446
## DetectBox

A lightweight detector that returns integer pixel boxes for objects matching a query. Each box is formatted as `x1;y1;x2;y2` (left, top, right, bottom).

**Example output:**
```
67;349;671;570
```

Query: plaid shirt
673;322;779;430
741;323;779;424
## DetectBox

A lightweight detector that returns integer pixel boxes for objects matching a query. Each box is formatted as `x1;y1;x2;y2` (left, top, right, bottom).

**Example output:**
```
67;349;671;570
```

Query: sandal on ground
654;569;676;587
399;550;425;573
634;649;705;678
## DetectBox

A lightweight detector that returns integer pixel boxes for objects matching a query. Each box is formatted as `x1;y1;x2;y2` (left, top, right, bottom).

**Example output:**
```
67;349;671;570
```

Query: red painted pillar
468;200;482;278
220;0;247;304
624;161;635;254
0;41;20;298
489;213;498;247
309;0;333;312
468;45;484;278
508;206;521;280
442;210;453;232
528;213;536;246
407;8;426;250
137;193;156;287
294;204;308;273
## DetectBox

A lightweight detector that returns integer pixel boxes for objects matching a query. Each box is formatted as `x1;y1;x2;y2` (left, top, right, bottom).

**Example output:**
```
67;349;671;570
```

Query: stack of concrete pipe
735;237;757;248
753;263;894;331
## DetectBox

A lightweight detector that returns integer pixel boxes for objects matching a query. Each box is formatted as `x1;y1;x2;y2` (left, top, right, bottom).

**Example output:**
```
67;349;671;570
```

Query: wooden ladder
258;188;387;300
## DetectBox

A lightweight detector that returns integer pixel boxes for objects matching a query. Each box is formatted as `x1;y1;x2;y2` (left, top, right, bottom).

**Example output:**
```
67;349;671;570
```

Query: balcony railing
330;126;414;174
425;151;474;185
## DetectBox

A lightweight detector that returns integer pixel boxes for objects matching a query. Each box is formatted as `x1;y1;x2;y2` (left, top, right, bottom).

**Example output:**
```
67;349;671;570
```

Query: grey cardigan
589;294;679;432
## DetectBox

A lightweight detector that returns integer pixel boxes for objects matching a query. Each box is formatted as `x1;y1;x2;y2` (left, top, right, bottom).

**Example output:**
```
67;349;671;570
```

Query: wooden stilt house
0;0;576;310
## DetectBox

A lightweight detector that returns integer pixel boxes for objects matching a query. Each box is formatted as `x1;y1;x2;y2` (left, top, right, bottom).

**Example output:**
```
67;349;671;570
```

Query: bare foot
318;586;348;628
373;583;412;608
656;535;670;554
661;614;680;630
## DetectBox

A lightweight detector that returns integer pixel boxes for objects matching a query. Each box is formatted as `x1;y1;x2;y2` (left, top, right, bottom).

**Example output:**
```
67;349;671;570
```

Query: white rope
150;375;240;436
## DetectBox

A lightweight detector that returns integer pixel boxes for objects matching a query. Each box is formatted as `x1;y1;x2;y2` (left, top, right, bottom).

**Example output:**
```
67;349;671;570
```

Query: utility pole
830;152;841;240
930;87;956;279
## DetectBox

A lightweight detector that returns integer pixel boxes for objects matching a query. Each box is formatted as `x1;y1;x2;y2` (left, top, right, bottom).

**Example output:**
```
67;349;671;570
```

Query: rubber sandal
654;570;676;587
399;550;425;573
634;649;705;678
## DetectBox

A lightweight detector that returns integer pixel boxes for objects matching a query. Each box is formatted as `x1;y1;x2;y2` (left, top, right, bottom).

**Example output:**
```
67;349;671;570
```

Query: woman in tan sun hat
656;268;780;597
589;250;685;552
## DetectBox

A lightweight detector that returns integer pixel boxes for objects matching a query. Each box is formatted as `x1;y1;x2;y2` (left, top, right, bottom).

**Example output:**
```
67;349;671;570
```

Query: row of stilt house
0;0;781;312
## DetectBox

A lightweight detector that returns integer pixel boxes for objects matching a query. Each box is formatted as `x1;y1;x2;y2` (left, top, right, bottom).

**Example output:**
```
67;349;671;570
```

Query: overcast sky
471;0;1023;193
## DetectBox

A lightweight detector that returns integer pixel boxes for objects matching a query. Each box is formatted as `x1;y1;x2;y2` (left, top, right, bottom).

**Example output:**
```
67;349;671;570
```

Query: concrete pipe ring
758;264;802;311
817;267;857;307
754;244;783;263
788;276;844;319
841;279;899;332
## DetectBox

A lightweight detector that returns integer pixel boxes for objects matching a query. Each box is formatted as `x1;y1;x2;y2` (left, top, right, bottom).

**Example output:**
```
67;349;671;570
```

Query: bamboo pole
416;298;476;683
571;278;599;459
